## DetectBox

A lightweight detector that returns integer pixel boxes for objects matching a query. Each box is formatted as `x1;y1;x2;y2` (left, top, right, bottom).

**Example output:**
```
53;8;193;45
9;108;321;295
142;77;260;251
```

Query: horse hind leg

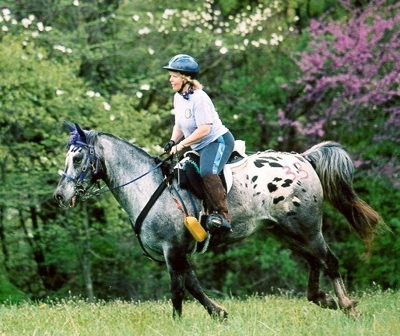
324;248;359;317
306;256;338;310
304;240;359;316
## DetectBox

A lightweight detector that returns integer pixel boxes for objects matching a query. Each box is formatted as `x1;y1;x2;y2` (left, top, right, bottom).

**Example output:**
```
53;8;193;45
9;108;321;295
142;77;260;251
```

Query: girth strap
132;173;174;263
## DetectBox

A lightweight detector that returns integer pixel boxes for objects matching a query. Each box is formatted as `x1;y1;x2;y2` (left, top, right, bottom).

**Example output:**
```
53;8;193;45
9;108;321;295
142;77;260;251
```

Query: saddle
174;140;248;200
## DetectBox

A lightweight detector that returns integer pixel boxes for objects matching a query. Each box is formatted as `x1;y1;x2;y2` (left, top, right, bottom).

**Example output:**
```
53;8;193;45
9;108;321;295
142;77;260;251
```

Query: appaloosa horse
54;122;382;319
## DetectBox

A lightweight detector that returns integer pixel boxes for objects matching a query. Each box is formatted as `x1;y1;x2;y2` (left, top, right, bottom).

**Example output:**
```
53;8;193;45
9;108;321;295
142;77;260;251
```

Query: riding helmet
163;54;200;78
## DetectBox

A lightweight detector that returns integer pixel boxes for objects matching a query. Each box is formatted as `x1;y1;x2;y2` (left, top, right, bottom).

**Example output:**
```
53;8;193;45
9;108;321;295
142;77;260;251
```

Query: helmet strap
178;80;188;94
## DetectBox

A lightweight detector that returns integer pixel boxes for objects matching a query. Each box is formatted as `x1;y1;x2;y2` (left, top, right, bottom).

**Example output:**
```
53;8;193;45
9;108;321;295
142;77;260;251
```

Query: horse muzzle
54;188;78;208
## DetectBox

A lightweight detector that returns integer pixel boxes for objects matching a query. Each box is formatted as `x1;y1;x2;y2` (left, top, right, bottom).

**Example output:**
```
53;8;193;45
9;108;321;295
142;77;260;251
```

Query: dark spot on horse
302;188;307;192
297;181;302;185
261;156;278;161
295;155;305;162
281;179;293;187
313;195;317;203
246;175;249;180
273;196;285;204
287;211;296;216
268;183;278;192
254;159;269;168
253;184;257;189
273;177;282;182
269;162;283;168
293;201;301;207
252;176;258;183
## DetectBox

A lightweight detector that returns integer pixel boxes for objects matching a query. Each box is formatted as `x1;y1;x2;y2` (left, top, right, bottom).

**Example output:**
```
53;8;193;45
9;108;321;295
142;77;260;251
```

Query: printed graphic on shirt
185;108;192;119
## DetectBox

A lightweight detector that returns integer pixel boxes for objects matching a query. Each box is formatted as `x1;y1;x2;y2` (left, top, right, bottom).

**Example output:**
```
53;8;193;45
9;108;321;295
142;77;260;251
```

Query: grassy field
0;289;399;336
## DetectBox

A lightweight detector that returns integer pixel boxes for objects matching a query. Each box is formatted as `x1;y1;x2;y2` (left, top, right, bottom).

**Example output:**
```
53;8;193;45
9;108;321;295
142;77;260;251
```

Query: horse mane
85;130;153;159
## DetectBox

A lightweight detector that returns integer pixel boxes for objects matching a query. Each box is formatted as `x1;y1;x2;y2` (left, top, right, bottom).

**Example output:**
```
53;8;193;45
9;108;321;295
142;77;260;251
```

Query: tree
278;0;400;171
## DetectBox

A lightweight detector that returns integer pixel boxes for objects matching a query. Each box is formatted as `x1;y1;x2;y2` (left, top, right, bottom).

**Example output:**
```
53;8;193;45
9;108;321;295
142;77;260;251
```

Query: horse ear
75;123;87;143
64;120;76;133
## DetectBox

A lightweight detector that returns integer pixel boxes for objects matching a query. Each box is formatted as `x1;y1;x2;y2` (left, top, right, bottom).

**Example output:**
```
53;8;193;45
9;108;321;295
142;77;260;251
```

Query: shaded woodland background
0;0;399;302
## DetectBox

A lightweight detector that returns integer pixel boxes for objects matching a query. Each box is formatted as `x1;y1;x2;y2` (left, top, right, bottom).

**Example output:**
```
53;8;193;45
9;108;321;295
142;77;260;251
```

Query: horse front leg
165;250;187;319
185;266;228;320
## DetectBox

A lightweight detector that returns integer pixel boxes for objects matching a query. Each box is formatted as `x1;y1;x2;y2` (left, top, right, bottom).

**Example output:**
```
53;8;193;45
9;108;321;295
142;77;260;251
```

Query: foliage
0;0;399;304
278;0;400;176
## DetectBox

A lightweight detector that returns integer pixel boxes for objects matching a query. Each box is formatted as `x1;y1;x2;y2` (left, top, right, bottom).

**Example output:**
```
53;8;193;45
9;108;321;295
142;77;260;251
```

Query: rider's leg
199;132;234;230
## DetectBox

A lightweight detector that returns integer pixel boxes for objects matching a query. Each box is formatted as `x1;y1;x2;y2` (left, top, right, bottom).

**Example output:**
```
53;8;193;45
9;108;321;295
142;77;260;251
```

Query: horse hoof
309;292;338;310
212;309;228;321
345;306;361;319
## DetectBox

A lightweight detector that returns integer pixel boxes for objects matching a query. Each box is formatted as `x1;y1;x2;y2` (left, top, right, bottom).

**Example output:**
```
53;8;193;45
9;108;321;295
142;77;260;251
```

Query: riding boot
202;174;232;232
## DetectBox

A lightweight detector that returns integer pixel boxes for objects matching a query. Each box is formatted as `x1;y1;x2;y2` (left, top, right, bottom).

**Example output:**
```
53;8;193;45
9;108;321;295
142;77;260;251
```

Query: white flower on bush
2;8;11;17
103;102;111;111
138;27;151;35
136;92;143;98
54;45;66;52
21;18;32;28
140;84;150;91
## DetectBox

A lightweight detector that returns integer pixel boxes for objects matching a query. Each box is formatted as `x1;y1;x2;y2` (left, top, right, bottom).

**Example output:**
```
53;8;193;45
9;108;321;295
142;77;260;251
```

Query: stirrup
206;212;232;232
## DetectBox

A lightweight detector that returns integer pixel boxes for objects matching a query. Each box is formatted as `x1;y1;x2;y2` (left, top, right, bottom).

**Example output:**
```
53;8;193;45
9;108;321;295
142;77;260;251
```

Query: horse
54;122;382;319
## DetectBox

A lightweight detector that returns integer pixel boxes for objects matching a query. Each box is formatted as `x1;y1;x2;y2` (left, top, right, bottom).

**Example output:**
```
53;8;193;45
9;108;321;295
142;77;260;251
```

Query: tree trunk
82;202;94;302
0;205;10;272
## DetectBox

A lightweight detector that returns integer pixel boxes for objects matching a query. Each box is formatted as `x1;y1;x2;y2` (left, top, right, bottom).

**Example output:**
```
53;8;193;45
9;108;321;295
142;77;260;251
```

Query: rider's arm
180;124;211;148
170;124;184;143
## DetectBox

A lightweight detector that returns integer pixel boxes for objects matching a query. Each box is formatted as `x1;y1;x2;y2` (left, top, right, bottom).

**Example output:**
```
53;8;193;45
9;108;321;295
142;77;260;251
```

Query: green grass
0;290;399;335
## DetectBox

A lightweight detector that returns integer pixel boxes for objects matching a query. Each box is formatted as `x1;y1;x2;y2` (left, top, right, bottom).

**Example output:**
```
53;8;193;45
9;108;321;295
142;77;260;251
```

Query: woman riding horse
163;54;235;232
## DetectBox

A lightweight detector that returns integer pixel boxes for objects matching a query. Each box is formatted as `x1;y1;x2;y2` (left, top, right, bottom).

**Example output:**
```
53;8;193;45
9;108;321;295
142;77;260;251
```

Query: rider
163;54;235;231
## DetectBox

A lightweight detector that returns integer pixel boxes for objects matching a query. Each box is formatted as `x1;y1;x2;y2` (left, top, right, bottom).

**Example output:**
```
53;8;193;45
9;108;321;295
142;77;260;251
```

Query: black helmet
163;54;200;78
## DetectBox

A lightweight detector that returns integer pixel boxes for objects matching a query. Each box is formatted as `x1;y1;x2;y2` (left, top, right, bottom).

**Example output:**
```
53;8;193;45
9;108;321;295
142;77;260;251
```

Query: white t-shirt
173;89;228;150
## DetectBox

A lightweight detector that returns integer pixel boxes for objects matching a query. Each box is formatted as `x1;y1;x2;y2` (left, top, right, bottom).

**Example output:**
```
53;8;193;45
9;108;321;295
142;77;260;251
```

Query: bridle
61;140;102;200
61;139;172;201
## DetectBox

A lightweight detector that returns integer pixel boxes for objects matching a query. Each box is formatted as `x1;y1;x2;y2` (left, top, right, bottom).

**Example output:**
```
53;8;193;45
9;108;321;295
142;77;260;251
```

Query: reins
70;145;175;263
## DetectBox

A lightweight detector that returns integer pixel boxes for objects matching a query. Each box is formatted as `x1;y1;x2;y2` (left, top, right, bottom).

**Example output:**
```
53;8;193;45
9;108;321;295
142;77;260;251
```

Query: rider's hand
164;140;175;153
170;142;186;155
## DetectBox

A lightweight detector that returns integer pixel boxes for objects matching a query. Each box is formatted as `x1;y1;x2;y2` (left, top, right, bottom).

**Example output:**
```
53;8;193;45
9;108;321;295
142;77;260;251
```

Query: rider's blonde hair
180;74;203;90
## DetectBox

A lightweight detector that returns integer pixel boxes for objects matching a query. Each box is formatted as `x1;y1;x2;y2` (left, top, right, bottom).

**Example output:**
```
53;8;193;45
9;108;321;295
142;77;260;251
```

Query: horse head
54;121;100;208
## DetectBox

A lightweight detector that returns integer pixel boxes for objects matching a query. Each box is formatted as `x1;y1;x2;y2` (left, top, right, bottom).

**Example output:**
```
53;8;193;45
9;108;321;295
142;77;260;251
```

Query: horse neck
95;133;162;201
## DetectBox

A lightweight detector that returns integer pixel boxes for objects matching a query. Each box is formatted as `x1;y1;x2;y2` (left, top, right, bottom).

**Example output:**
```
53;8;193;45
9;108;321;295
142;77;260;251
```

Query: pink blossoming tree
279;0;400;186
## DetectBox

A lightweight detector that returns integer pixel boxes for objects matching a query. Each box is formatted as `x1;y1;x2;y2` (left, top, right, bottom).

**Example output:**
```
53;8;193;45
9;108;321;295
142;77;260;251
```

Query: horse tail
302;141;383;251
